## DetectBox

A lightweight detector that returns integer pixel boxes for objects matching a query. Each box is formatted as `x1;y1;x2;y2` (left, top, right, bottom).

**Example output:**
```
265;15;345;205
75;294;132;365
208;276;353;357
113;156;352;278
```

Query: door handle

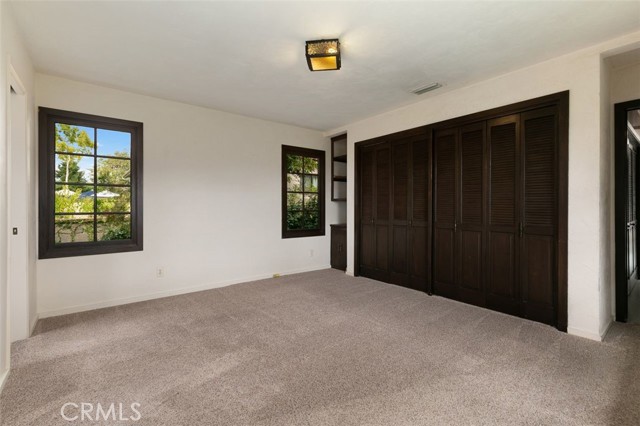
519;222;524;238
454;222;457;232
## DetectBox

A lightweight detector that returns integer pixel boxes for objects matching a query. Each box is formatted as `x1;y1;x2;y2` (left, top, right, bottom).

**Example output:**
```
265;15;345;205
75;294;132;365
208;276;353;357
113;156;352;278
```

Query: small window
282;145;325;238
39;107;143;258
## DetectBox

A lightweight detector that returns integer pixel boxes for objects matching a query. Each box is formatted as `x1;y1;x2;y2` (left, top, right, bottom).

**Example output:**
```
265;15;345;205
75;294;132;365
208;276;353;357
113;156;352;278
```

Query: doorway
615;99;640;323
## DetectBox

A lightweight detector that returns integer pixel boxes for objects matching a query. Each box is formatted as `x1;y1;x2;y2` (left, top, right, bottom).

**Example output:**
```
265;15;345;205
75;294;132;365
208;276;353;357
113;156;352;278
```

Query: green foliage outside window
286;154;320;231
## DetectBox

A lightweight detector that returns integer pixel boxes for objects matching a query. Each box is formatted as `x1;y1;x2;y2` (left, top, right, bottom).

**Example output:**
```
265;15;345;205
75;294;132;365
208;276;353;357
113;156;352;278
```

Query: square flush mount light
305;39;341;71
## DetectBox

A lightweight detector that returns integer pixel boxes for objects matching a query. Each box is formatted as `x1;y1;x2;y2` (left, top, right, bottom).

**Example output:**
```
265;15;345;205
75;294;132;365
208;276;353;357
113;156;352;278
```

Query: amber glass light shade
305;39;341;71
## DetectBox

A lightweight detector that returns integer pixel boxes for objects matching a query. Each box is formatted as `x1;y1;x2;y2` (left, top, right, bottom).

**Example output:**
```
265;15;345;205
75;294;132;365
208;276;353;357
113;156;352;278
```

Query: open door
615;99;640;322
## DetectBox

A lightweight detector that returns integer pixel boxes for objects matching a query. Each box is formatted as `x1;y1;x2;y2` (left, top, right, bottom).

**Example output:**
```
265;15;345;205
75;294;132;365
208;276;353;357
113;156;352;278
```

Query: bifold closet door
389;134;431;291
359;143;391;282
486;115;521;316
456;123;486;305
519;107;558;324
433;124;485;302
433;128;457;298
408;137;431;291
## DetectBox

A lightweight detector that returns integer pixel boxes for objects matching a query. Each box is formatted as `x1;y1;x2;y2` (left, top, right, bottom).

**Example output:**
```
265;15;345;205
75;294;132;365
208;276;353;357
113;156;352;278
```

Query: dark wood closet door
359;145;377;276
390;140;410;286
433;128;457;298
486;115;521;316
456;122;486;305
359;143;391;281
408;137;431;291
520;107;558;325
388;134;431;291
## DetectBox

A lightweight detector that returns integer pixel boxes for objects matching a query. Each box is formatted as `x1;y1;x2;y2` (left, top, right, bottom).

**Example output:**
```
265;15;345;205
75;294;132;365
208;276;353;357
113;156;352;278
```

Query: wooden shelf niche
331;134;347;201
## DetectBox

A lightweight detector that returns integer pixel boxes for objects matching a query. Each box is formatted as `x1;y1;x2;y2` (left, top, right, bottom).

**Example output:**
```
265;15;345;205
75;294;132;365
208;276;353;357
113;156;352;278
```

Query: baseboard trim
567;326;603;341
0;369;9;395
599;318;613;341
29;314;39;336
38;265;331;319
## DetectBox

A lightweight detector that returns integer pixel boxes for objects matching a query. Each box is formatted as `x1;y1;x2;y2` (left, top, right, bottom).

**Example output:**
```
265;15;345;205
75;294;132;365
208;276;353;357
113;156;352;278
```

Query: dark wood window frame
282;145;326;238
38;107;143;259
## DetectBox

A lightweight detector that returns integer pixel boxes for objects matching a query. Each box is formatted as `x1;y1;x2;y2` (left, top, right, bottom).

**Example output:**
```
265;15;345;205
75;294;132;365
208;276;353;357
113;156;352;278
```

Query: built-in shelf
331;134;348;201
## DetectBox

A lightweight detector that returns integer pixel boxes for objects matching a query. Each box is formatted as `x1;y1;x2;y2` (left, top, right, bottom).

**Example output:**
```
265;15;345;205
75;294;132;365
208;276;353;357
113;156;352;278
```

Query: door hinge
519;222;524;238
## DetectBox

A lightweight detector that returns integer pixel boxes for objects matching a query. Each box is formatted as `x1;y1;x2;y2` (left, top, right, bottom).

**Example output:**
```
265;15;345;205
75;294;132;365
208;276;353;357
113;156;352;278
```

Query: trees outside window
282;145;325;238
39;108;143;258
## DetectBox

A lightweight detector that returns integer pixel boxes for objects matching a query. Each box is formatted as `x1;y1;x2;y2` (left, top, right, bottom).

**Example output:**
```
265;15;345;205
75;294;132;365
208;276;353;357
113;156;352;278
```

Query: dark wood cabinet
356;92;568;330
331;224;347;271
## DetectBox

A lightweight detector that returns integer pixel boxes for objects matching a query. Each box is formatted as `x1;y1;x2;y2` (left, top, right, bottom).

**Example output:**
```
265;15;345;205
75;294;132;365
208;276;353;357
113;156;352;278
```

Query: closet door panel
359;146;376;272
460;231;482;290
520;107;557;324
486;116;520;315
390;141;410;285
433;128;457;297
408;137;431;291
374;145;391;276
457;123;486;304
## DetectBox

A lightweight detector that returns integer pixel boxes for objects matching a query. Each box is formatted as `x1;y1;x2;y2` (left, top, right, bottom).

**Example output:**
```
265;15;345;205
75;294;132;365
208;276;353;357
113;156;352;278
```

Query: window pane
97;157;131;185
303;175;318;192
286;154;303;173
96;186;131;213
287;193;302;211
304;194;318;211
303;210;319;229
55;154;94;184
286;211;303;230
287;174;302;192
55;185;94;213
97;129;131;158
97;214;131;241
55;215;94;244
55;123;95;155
304;157;318;174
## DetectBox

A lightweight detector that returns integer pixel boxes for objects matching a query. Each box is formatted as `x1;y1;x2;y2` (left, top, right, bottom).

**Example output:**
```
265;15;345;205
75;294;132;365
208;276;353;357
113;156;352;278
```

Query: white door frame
6;61;30;344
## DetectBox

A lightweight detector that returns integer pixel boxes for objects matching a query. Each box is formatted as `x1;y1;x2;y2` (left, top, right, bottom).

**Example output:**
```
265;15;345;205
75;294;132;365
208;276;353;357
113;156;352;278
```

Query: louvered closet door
390;140;410;287
408;136;431;291
486;115;521;316
359;145;377;276
456;122;486;306
388;134;431;291
433;128;458;298
520;107;558;325
359;143;391;281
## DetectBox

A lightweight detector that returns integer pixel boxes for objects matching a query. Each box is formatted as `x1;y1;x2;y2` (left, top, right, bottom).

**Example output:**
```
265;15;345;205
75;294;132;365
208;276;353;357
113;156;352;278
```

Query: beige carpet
1;269;639;425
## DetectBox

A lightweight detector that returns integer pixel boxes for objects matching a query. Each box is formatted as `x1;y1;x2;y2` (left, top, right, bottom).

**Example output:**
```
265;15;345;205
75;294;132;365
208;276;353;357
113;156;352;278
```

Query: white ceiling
10;1;640;131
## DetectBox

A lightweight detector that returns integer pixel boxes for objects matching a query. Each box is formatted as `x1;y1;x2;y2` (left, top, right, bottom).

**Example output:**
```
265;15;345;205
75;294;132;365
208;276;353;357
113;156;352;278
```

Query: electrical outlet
310;249;314;257
156;268;164;278
273;273;281;278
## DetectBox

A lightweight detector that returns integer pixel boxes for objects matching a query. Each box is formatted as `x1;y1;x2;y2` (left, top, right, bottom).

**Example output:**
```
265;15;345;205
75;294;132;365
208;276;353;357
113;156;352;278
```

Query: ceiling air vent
411;82;442;95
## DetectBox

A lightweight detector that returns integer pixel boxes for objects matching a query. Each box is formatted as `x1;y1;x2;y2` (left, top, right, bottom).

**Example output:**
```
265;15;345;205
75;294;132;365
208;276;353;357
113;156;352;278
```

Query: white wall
0;0;36;388
327;31;640;341
36;74;338;317
611;62;640;104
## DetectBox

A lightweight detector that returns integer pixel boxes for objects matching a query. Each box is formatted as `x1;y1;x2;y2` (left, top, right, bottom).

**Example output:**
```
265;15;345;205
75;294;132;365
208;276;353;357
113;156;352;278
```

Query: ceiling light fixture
305;39;341;71
412;82;442;95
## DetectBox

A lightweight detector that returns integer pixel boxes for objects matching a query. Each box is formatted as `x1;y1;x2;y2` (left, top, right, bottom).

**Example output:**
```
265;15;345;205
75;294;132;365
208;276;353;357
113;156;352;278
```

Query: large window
282;145;325;238
39;108;143;258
